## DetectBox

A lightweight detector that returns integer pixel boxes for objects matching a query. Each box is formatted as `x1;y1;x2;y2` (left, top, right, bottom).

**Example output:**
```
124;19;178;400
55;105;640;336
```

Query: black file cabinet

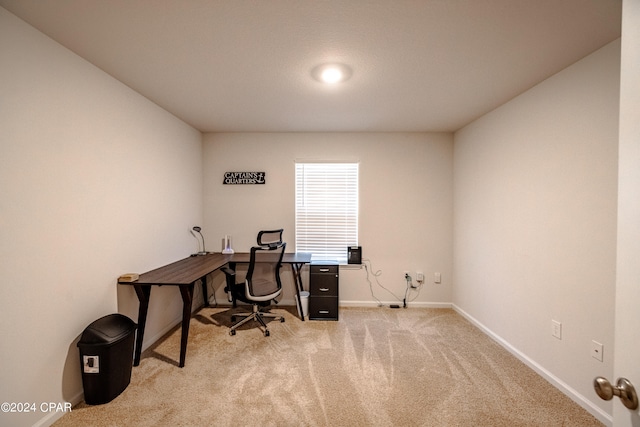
308;263;339;320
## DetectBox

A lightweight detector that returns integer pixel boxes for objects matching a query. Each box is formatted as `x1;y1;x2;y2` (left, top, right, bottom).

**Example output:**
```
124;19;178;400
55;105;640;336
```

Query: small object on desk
348;246;362;264
191;226;208;256
118;273;139;283
222;234;234;254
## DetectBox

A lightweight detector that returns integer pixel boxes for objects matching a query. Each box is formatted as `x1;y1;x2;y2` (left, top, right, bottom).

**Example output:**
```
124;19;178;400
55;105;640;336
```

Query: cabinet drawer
310;264;339;275
309;274;338;296
308;297;338;320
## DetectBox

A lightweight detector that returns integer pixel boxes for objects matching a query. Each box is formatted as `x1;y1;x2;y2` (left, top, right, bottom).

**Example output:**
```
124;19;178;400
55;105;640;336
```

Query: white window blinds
295;162;358;263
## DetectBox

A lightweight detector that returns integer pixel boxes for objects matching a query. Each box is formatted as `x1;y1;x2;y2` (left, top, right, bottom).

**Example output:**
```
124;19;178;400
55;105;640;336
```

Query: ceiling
1;0;621;133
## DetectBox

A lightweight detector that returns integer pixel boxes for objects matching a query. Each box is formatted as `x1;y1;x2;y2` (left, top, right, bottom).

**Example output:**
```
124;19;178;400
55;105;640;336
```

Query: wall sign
223;172;266;185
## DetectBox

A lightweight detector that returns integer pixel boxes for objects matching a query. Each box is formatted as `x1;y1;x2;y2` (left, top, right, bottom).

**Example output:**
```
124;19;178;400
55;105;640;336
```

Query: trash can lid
78;313;137;346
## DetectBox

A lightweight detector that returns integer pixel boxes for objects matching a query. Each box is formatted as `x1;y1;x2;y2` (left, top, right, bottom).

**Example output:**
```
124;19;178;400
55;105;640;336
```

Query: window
295;162;358;263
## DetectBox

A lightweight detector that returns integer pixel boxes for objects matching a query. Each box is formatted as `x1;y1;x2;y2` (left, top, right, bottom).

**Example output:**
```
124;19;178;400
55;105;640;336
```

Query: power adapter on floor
390;304;400;309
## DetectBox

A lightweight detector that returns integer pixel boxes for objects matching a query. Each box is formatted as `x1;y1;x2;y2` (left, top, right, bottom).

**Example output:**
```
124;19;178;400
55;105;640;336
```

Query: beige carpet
54;306;603;426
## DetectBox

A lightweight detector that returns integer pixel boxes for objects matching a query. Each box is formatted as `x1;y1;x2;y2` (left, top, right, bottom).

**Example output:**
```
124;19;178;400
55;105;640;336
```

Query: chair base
229;305;284;337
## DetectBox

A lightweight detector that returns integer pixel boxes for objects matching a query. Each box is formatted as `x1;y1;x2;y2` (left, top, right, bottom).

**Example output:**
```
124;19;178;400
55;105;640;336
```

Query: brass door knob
594;377;639;410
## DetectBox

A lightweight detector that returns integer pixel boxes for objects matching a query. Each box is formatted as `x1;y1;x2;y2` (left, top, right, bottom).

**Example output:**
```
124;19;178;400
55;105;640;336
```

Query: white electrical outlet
551;320;562;339
434;272;441;283
416;272;424;283
591;340;604;362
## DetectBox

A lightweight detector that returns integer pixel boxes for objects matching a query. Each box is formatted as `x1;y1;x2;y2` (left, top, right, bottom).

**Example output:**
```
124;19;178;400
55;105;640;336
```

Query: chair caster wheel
264;330;270;337
280;318;285;323
230;330;236;336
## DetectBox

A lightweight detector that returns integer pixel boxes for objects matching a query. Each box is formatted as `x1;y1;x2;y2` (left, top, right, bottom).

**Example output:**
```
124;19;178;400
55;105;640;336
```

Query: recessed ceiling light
311;63;353;84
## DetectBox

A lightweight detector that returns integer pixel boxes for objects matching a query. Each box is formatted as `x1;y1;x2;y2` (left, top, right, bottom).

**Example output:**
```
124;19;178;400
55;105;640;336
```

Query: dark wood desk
118;252;311;367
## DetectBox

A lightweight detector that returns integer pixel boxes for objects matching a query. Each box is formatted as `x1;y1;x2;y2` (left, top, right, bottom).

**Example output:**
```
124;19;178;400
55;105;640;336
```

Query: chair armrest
221;267;235;277
222;267;237;299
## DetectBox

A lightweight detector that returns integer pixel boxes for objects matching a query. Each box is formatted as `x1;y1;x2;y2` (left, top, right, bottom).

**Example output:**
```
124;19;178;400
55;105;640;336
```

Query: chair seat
231;281;281;306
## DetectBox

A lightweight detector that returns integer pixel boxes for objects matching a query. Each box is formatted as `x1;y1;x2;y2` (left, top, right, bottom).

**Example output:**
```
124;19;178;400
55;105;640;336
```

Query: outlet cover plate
551;320;562;339
591;340;604;362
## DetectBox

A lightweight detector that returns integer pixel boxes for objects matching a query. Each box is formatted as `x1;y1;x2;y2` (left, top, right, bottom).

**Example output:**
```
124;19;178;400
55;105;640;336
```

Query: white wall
202;132;453;307
0;8;202;427
453;40;620;423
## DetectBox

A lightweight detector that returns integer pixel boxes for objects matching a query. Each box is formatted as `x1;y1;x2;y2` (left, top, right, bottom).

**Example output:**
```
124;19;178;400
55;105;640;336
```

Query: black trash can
77;313;137;405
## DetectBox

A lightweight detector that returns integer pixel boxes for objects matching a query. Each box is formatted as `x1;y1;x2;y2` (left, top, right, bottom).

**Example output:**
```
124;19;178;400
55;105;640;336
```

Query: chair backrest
257;229;283;248
245;241;286;298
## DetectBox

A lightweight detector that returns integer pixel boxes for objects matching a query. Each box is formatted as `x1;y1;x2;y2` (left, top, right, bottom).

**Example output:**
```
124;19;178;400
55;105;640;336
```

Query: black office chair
222;240;286;336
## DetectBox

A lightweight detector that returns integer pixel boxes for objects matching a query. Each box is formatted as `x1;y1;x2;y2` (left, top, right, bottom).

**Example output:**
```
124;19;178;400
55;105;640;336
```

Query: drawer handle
319;268;330;272
319;288;330;292
319;310;330;314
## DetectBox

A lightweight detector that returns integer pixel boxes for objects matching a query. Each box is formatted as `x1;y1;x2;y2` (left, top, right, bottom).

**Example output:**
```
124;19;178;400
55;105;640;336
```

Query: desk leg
132;285;151;366
178;283;195;368
291;263;305;321
200;275;208;307
227;262;237;307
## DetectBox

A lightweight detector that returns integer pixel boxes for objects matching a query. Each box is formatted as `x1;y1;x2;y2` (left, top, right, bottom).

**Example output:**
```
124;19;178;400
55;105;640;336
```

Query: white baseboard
452;304;612;427
32;390;84;427
139;315;184;353
339;300;452;309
